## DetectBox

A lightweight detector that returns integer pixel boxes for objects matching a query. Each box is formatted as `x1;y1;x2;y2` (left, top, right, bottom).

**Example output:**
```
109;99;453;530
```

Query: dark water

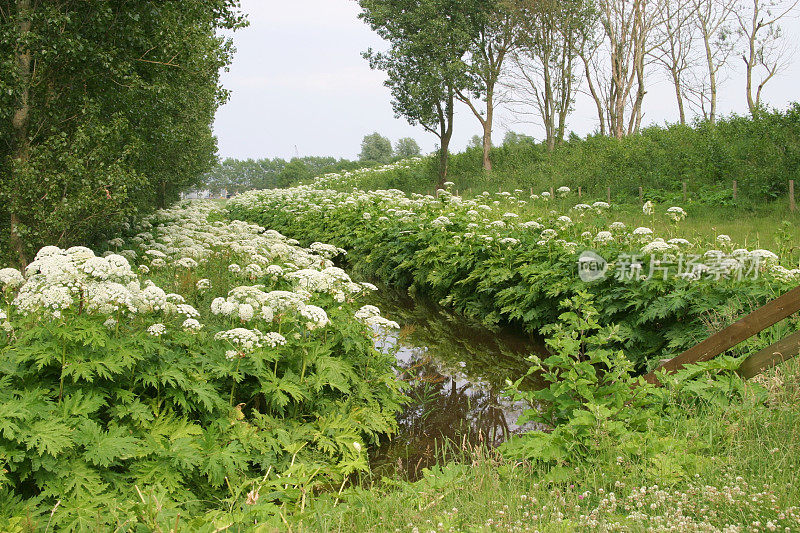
367;289;548;480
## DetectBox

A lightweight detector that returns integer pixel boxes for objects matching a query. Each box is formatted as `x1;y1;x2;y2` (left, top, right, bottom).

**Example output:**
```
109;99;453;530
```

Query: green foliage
359;133;394;164
201;156;377;195
0;1;245;266
332;105;800;205
0;205;406;529
394;137;422;159
228;187;795;371
501;292;658;464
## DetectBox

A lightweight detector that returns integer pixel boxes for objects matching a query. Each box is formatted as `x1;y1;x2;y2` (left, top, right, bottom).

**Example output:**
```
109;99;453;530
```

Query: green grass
291;359;800;532
472;191;800;265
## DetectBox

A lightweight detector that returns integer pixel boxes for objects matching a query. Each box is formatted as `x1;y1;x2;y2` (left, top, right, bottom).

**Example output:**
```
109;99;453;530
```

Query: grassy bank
296;359;800;532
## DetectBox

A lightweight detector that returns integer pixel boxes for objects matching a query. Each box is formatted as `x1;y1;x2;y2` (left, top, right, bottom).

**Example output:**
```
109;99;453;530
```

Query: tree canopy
0;0;245;266
359;132;394;163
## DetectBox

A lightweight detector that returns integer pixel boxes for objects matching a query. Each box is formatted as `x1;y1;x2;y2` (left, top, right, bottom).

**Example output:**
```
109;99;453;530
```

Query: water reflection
368;289;548;480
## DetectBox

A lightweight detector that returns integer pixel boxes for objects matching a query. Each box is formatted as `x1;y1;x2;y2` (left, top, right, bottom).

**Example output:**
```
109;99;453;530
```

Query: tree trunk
437;91;455;187
482;85;494;173
700;17;717;123
744;13;758;116
583;58;606;136
482;120;492;172
671;69;686;124
10;0;33;267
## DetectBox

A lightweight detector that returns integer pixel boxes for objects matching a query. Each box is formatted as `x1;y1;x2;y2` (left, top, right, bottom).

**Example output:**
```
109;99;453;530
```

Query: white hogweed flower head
666;206;687;222
594;231;613;244
0;268;25;289
182;318;203;333
148;323;166;337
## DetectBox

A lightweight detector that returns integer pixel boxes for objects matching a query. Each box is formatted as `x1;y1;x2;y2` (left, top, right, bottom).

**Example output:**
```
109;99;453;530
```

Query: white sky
212;0;800;161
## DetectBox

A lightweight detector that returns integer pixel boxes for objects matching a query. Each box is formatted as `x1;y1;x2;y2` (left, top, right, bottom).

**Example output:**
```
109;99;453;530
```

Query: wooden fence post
578;186;582;198
644;285;800;384
550;186;554;198
639;186;643;203
733;180;738;200
791;180;796;213
682;181;687;202
607;186;611;204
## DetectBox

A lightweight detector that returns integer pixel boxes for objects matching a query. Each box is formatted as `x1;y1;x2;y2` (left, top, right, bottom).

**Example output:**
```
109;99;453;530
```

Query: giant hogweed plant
0;202;406;530
228;186;798;370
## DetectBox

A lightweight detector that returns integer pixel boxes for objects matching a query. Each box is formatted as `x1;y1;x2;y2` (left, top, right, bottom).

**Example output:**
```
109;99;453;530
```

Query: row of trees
202;135;423;194
357;0;798;183
0;1;244;266
202;156;377;195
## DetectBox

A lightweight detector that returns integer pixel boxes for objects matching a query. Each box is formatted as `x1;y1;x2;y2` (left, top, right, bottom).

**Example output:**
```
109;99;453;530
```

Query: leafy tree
359;0;483;186
359;132;394;163
0;1;244;266
456;1;518;171
394;137;422;159
503;131;535;145
468;134;484;149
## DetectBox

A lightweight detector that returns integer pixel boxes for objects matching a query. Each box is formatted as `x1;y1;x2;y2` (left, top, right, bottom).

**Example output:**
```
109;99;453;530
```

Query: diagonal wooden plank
644;285;800;384
737;329;800;379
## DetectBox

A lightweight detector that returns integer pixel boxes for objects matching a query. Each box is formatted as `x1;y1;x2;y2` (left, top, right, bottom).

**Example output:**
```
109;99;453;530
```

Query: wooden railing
644;285;800;384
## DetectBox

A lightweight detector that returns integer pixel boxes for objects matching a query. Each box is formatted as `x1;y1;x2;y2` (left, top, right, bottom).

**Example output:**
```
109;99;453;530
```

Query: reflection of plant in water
366;287;548;480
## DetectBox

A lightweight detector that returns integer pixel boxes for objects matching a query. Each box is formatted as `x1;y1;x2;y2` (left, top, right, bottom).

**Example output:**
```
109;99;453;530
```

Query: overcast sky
212;0;800;161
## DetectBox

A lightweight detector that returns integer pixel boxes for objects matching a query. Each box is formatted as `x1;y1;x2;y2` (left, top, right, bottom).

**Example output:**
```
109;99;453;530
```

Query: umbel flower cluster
1;201;400;349
0;200;406;527
228;181;798;285
226;174;800;369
